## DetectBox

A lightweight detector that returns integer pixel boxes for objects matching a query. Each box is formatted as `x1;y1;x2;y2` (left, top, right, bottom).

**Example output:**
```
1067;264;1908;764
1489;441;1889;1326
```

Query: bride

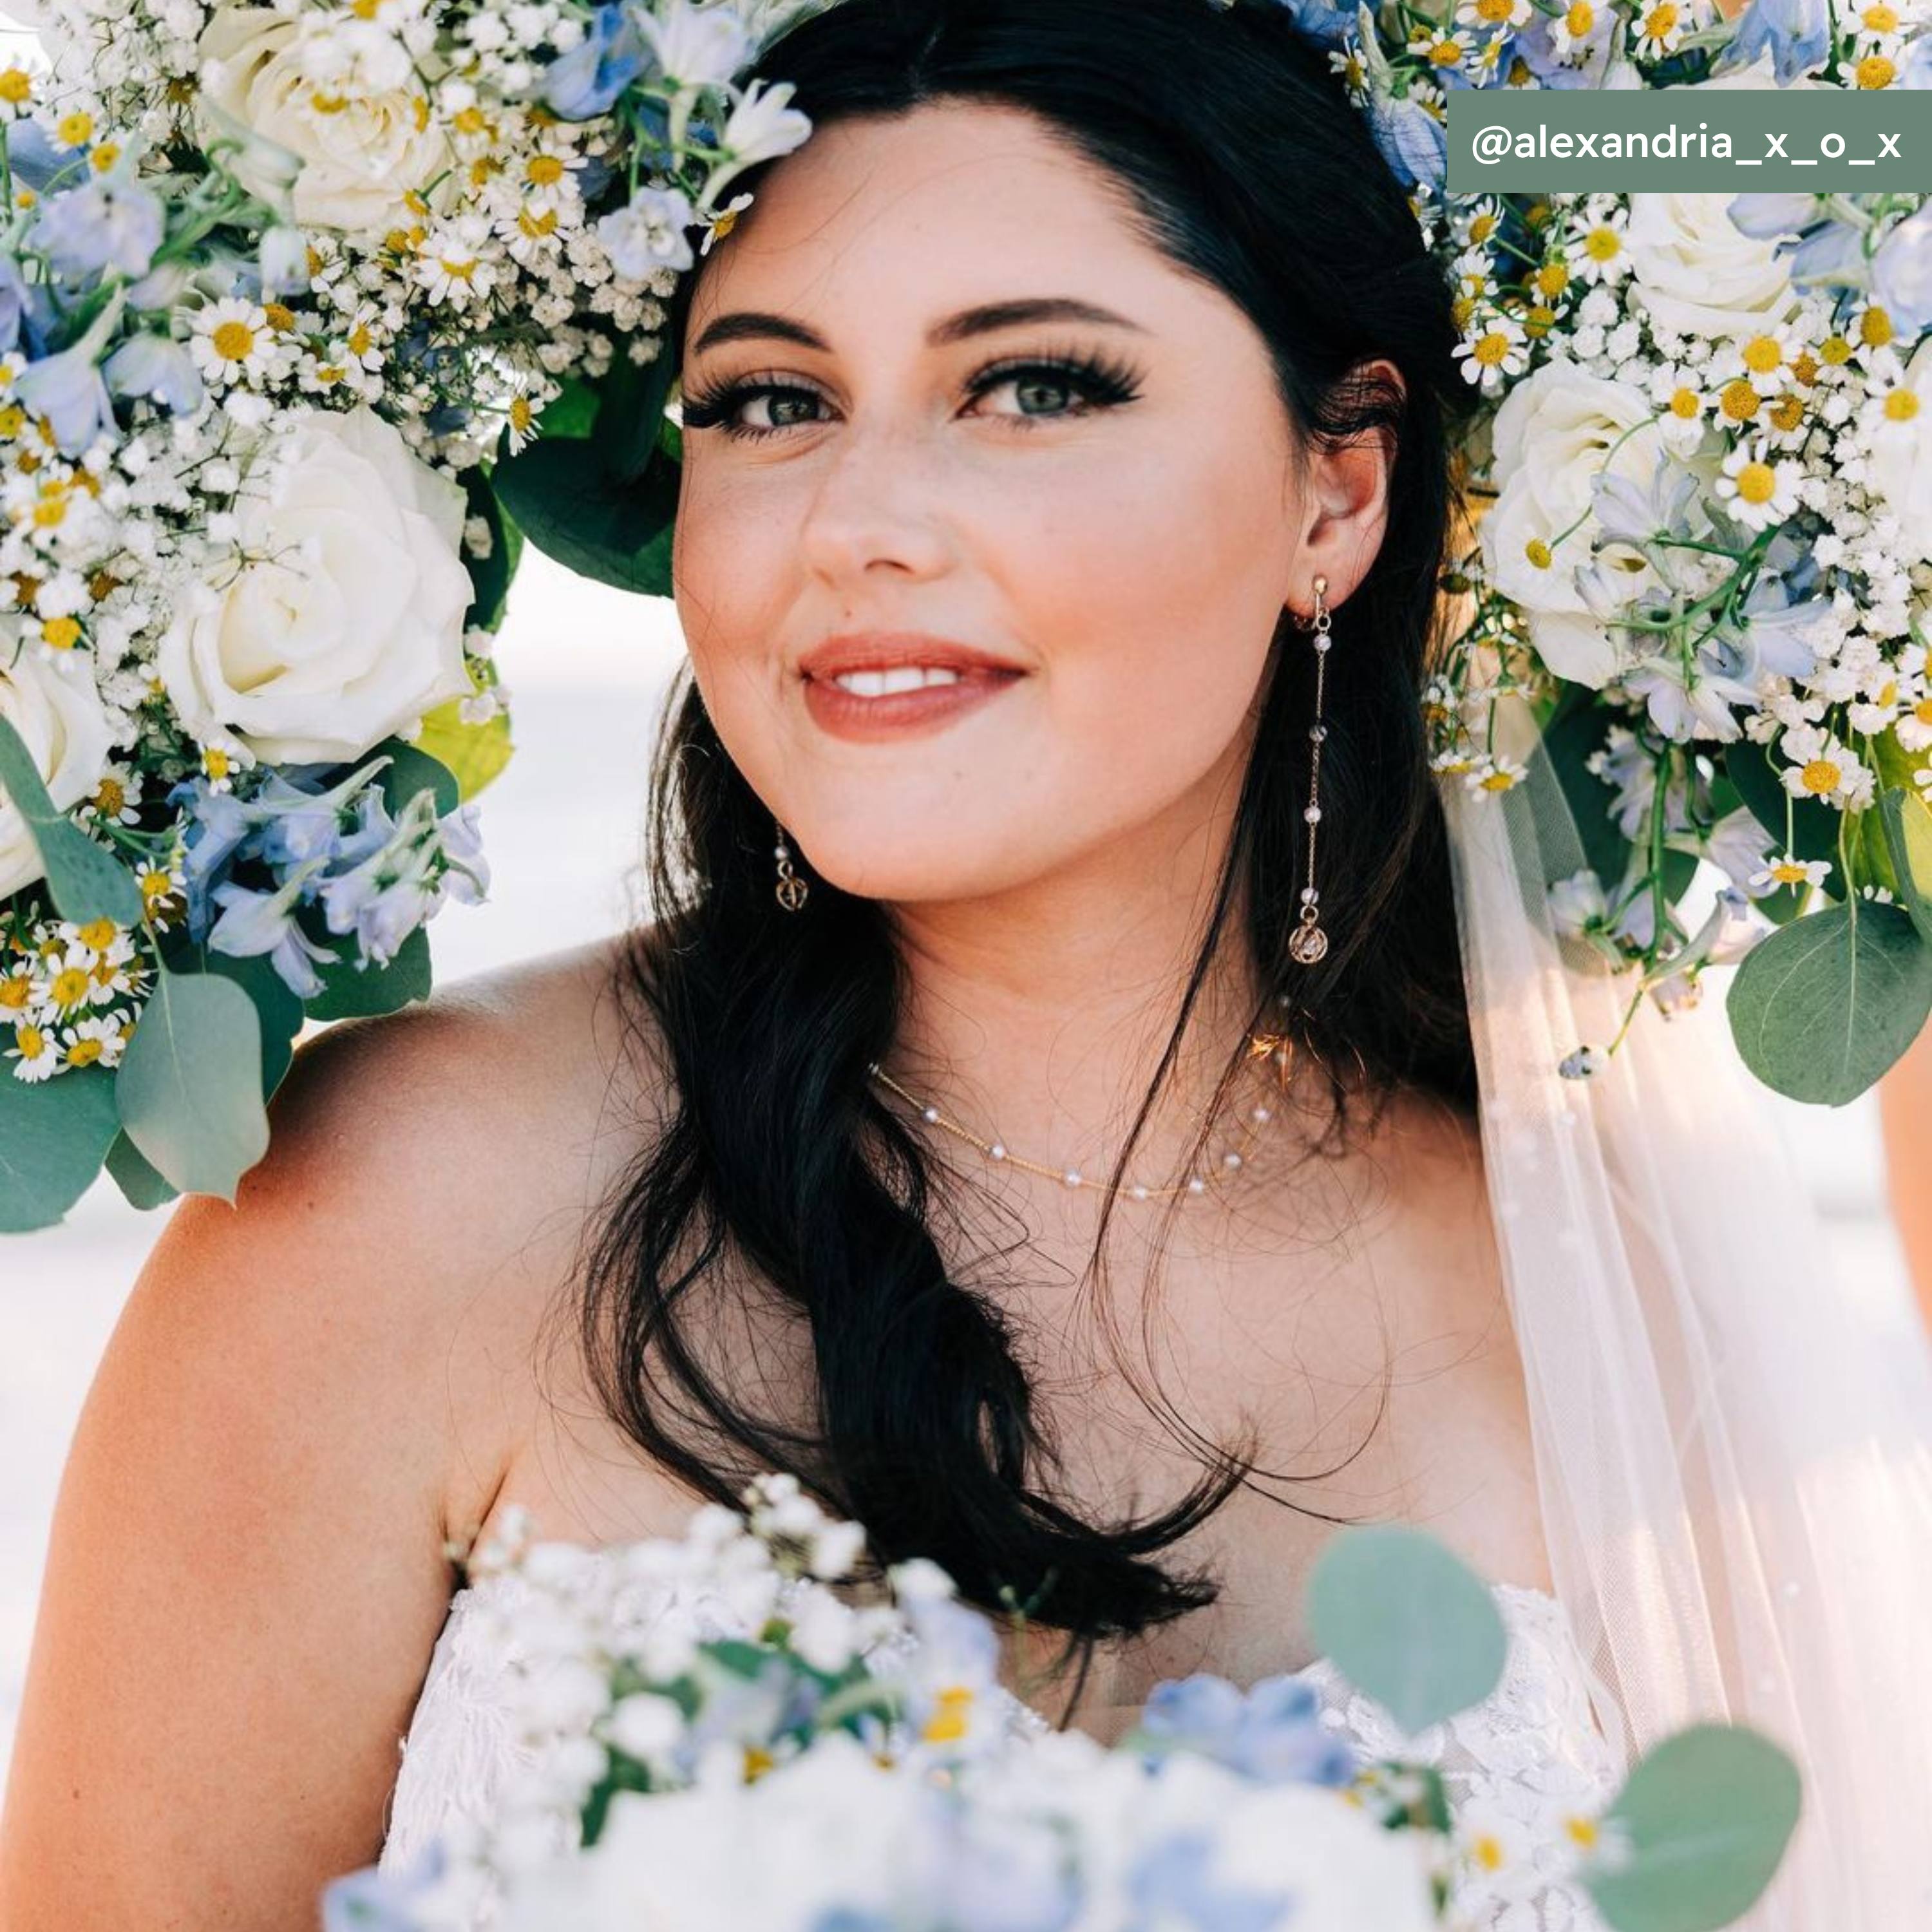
3;2;1928;1928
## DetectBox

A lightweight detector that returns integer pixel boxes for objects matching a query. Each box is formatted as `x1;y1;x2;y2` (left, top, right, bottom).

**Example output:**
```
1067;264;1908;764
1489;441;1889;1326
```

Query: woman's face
673;100;1376;905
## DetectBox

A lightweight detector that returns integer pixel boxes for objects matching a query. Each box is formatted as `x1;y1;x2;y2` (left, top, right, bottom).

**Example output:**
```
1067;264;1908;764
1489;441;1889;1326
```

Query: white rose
1481;361;1667;686
198;6;453;234
1626;187;1799;346
158;406;474;765
1866;339;1932;565
0;649;115;901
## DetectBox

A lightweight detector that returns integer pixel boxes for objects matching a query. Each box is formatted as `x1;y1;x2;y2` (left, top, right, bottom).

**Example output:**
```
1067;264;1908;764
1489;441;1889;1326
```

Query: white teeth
831;666;963;697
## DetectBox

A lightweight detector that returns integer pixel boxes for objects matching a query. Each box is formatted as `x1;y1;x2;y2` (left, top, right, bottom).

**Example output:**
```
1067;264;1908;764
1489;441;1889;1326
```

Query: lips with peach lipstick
798;634;1025;741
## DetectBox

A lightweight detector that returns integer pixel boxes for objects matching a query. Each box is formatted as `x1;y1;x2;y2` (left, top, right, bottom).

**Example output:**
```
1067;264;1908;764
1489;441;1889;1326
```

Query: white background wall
0;12;1919;1812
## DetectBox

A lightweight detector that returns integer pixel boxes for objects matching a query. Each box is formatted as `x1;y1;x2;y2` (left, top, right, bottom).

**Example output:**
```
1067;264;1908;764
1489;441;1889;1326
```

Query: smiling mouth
826;666;966;696
800;660;1022;740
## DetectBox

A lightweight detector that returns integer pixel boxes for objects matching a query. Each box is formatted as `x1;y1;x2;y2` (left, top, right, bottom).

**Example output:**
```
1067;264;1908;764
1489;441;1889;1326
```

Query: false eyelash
678;348;1145;440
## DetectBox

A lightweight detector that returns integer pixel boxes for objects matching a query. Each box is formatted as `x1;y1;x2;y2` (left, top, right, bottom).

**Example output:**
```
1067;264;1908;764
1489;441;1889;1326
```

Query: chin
789;819;1045;906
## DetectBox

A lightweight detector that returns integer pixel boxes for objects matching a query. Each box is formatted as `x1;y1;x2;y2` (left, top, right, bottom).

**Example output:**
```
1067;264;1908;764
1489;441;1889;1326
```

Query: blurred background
0;14;1918;1814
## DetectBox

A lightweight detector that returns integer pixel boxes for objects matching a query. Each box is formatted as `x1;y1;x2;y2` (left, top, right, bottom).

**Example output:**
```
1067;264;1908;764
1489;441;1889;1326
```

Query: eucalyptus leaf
591;343;678;488
0;1063;120;1232
115;967;269;1201
304;923;431;1023
195;947;305;1101
104;1130;180;1211
1531;692;1633;895
460;467;525;633
1878;784;1932;949
1727;902;1932;1105
1303;1525;1508;1736
372;739;460;819
1584;1725;1801;1932
492;437;679;597
409;698;514;802
0;714;144;927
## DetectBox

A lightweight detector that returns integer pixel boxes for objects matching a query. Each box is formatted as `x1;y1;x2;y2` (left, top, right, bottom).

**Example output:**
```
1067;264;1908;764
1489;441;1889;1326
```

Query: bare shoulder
0;929;673;1924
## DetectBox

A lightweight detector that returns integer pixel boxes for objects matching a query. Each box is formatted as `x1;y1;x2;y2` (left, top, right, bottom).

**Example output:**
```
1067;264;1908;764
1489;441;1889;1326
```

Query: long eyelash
678;348;1144;441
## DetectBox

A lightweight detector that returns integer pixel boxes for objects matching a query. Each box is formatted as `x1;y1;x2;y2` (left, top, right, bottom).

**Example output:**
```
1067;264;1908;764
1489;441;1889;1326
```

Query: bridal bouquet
0;0;815;1231
322;1473;1801;1932
1316;0;1932;1101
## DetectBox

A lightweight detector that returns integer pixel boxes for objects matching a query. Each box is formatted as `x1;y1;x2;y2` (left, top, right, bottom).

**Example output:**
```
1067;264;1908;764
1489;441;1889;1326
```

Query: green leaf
1584;1724;1801;1932
408;698;514;802
1303;1525;1508;1736
0;714;144;927
104;1131;179;1211
1727;901;1932;1105
1879;784;1932;949
0;1063;120;1232
534;372;601;442
591;345;677;488
491;437;679;597
459;468;525;634
1531;692;1633;892
1725;735;1840;867
304;922;431;1023
115;967;269;1201
371;739;460;819
198;948;305;1100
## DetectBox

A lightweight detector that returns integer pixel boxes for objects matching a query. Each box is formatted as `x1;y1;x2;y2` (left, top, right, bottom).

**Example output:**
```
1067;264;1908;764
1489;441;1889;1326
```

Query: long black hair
574;0;1478;1687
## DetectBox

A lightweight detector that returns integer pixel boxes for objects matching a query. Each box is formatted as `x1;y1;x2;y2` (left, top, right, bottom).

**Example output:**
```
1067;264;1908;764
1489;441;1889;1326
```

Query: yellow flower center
517;206;558;239
1733;460;1779;505
1884;390;1920;422
140;868;176;905
1742;335;1782;374
90;142;121;175
1856;53;1896;86
920;1685;976;1745
1769;395;1804;433
1669;385;1701;419
1643;2;1678;35
263;302;297;333
1770;861;1809;885
1525;537;1553;568
15;1024;48;1060
1861;305;1895;347
0;68;33;105
204;748;232;781
1791;350;1819;386
42;616;82;650
1914;697;1932;726
0;975;30;1010
1566;1;1596;31
1583;226;1621;263
211;319;257;363
348;323;374;357
1428;37;1464;64
55;111;93;147
510;395;536;433
77;917;118;950
1472;1832;1508;1871
1470;211;1498;244
1564;1815;1602;1849
1820;334;1854;365
1479;768;1520;791
526;154;565;187
1720;378;1761;422
741;1745;775;1783
1472;330;1515;367
49;966;90;1010
1535;261;1569;298
1864;2;1899;25
1800;757;1841;795
453;106;489;137
439;256;478;282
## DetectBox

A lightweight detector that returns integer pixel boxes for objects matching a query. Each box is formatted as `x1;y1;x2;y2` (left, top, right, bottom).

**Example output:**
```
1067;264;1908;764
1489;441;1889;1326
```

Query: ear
1288;357;1403;616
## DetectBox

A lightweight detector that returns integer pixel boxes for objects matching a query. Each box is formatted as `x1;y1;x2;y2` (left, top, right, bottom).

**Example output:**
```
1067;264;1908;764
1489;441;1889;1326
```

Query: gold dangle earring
1290;574;1332;967
773;820;810;912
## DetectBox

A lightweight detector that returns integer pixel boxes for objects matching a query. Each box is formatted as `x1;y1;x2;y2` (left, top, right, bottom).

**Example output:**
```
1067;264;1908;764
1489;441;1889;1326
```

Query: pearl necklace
866;1033;1297;1203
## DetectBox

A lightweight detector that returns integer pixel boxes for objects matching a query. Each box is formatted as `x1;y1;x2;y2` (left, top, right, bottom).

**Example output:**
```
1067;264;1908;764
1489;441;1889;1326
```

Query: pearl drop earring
1290;574;1333;967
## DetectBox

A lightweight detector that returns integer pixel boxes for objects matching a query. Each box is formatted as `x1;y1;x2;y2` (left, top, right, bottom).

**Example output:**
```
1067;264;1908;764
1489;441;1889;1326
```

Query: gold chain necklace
866;1032;1296;1204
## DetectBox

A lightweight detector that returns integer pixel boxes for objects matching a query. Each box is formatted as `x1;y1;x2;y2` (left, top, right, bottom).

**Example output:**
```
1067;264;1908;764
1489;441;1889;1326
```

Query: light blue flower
1269;0;1359;46
1874;204;1932;333
1591;460;1703;547
1899;33;1932;86
597;185;697;278
259;225;311;300
1713;0;1830;84
1366;92;1448;192
32;174;166;283
540;3;645;119
1124;1830;1293;1932
0;254;28;355
209;862;339;1001
321;1841;444;1931
103;333;204;414
1727;194;1819;241
904;1801;1080;1932
1139;1671;1354;1786
15;326;119;456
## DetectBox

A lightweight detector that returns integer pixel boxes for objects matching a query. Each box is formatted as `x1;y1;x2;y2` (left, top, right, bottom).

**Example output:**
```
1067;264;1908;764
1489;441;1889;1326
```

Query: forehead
683;99;1171;347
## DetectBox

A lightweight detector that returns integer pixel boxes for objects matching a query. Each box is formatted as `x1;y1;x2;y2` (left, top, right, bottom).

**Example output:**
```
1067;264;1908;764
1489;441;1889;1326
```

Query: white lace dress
378;1554;1621;1931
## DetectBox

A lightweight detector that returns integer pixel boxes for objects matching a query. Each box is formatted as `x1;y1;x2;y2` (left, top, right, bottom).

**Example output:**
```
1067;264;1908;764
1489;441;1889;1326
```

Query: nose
796;415;958;589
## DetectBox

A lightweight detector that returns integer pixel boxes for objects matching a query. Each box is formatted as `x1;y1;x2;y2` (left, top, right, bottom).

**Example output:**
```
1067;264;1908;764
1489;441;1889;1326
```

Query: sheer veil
1442;688;1932;1928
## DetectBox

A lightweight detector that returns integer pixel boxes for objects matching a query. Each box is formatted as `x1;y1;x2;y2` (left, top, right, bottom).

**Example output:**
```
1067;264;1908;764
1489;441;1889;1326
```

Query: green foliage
1728;900;1932;1104
303;923;431;1023
1535;690;1633;891
104;1131;179;1212
460;466;525;634
115;965;269;1201
373;739;460;819
1584;1725;1801;1932
492;437;680;597
408;699;514;802
1724;735;1839;869
1304;1525;1508;1735
0;714;144;928
0;1063;120;1232
1879;782;1932;948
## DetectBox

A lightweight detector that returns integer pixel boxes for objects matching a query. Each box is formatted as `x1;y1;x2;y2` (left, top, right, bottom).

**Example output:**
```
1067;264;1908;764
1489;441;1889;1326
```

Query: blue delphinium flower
103;333;204;414
1713;0;1830;84
0;254;28;356
1270;0;1359;46
14;303;122;456
1874;204;1932;333
1124;1830;1293;1932
541;2;645;119
321;1839;443;1931
31;171;166;283
1728;194;1871;292
1367;92;1448;192
207;864;339;1001
1138;1671;1356;1787
904;1799;1081;1932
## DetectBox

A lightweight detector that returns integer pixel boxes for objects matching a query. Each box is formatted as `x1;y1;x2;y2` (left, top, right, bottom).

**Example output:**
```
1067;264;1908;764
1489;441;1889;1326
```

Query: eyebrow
688;297;1150;359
